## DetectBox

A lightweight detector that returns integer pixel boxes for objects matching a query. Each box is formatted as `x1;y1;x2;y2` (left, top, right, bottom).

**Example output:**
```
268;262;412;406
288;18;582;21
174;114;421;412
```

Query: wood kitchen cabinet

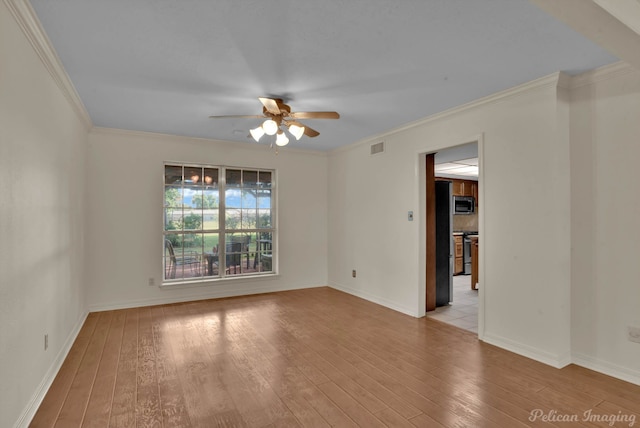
454;258;463;276
454;235;463;275
439;178;478;200
470;235;479;290
451;180;464;196
462;181;474;197
472;182;478;208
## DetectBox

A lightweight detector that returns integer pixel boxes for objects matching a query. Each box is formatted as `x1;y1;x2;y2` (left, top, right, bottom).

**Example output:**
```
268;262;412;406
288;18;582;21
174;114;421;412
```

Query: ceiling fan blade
289;111;340;120
209;114;264;119
258;97;282;115
303;126;320;137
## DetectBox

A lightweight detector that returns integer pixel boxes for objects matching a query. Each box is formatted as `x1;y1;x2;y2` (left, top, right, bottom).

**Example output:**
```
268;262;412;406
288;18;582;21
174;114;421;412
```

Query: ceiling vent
370;141;385;155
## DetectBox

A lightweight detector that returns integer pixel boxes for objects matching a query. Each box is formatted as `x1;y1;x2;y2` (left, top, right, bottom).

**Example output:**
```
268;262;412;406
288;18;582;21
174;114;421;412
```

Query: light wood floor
31;287;640;427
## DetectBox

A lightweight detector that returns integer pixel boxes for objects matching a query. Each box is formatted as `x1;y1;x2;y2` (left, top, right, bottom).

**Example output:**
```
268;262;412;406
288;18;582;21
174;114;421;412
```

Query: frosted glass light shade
288;124;305;140
250;126;265;142
275;131;289;146
262;119;278;135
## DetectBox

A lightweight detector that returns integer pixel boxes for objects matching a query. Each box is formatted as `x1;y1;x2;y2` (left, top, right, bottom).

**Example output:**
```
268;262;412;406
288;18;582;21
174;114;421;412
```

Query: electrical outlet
44;334;48;351
148;277;155;286
628;326;640;343
352;270;356;278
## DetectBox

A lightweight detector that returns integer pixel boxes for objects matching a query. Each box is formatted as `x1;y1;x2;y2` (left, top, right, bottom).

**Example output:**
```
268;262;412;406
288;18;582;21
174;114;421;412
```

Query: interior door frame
417;133;485;339
425;154;436;312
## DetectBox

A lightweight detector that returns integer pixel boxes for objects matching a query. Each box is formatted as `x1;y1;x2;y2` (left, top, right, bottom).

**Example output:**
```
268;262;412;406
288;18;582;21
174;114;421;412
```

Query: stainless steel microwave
453;196;475;214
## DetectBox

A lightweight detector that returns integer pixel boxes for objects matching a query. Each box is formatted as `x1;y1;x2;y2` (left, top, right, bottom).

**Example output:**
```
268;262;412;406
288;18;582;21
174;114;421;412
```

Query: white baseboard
482;332;572;369
13;310;89;428
573;352;640;386
88;283;324;312
328;281;419;317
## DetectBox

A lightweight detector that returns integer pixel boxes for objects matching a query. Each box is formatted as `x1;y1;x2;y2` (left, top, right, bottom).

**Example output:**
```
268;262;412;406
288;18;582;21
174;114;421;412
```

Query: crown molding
4;0;92;130
330;62;636;156
593;0;640;39
330;72;564;155
556;71;573;90
569;60;637;88
90;127;328;157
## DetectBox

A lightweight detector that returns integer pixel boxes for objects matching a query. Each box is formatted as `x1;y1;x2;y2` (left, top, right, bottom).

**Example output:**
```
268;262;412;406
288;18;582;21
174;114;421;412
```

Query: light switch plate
408;211;414;221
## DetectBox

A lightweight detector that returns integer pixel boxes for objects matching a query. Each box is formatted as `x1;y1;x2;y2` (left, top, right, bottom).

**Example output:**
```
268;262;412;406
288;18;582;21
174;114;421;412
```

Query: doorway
423;140;481;333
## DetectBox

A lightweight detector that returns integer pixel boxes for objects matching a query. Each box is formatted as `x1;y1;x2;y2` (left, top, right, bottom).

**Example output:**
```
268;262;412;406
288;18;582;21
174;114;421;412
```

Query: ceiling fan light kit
288;123;305;140
249;126;265;142
210;97;339;149
275;130;289;147
262;119;279;136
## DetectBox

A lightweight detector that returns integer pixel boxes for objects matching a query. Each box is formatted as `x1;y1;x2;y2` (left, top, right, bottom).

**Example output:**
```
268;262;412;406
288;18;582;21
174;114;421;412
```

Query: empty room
2;0;640;426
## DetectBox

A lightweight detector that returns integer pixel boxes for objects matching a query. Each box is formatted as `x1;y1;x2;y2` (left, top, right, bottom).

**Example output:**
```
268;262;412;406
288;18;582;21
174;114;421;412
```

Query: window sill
160;273;279;289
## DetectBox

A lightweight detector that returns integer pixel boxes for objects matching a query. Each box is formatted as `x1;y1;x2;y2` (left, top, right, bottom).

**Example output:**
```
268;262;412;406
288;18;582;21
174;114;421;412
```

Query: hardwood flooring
31;287;640;427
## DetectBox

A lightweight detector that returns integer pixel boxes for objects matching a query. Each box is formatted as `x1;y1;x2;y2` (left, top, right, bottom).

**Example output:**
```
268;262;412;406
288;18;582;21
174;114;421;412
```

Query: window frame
162;162;276;285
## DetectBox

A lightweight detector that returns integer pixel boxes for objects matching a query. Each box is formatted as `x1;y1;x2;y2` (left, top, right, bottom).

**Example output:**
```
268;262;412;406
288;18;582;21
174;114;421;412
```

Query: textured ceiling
29;0;618;151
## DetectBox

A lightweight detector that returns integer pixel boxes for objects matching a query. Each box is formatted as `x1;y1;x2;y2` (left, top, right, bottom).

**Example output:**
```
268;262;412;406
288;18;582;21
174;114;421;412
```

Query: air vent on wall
370;141;385;155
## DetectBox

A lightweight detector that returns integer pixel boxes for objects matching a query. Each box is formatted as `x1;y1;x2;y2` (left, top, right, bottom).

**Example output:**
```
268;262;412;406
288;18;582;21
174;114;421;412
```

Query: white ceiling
435;142;478;179
29;0;618;151
435;159;479;179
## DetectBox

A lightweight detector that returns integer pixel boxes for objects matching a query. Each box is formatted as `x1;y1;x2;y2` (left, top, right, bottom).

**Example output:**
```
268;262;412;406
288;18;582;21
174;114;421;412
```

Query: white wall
85;129;328;310
328;64;640;383
3;4;639;426
0;2;89;426
328;74;574;367
571;65;640;384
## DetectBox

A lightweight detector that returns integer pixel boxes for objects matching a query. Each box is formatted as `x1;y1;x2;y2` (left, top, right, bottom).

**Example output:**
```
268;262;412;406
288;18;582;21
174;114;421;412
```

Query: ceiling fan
209;97;340;147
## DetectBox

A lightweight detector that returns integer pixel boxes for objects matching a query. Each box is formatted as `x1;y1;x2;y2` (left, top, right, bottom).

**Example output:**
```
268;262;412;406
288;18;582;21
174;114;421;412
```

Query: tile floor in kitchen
427;274;478;333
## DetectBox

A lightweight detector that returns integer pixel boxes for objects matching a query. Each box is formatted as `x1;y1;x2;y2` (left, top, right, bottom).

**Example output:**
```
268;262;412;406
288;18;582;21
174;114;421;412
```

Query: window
163;164;274;283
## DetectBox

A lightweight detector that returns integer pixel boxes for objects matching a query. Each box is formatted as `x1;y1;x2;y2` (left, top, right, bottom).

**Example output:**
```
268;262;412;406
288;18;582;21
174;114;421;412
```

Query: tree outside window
163;164;275;282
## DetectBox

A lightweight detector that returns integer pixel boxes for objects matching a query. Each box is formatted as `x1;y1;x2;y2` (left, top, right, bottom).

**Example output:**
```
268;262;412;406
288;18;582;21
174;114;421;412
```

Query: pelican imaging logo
529;409;636;426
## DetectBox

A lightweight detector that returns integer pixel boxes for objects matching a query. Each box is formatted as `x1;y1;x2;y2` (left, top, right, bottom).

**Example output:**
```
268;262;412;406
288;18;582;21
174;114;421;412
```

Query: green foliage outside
164;186;270;251
192;193;217;209
165;188;211;247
